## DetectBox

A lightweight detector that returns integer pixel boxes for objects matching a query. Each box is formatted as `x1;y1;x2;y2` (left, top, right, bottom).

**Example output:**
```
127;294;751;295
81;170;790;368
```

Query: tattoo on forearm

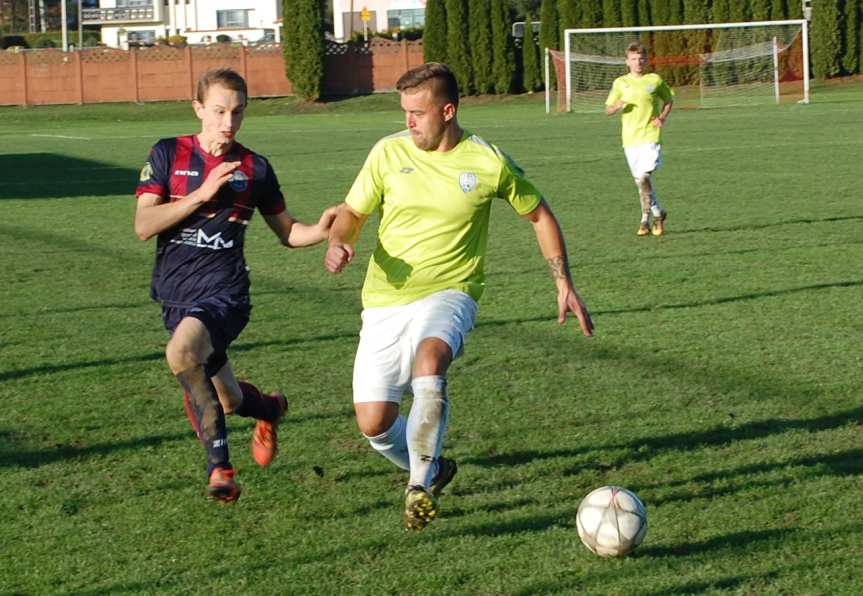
547;256;568;280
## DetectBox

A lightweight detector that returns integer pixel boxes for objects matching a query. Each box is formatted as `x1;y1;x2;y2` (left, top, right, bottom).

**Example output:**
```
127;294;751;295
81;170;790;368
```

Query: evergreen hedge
469;0;494;94
423;0;448;64
282;0;324;101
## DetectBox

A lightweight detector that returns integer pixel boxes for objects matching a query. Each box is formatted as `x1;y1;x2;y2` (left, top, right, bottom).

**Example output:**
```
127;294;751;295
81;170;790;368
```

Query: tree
282;0;324;101
491;0;514;93
843;0;861;75
770;0;789;20
423;0;448;63
750;0;771;22
637;0;651;26
621;0;638;27
469;0;493;94
728;0;752;22
445;0;473;93
602;0;622;27
580;0;602;27
787;0;804;19
522;11;541;91
539;0;558;51
557;0;580;50
812;0;843;78
711;0;730;23
538;0;559;88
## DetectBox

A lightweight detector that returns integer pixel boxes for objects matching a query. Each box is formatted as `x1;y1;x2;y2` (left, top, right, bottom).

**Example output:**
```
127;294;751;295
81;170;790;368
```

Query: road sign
360;7;370;23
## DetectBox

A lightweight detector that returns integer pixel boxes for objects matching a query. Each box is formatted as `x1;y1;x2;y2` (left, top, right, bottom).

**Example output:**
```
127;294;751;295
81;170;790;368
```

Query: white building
332;0;426;42
82;0;282;48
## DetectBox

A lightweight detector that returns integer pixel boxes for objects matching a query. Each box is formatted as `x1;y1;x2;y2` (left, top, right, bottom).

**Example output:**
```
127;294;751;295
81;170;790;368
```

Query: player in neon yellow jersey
325;62;594;530
606;42;674;237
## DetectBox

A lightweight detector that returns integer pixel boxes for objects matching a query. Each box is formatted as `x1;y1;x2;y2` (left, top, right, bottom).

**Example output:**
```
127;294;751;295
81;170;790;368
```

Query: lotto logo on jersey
170;228;235;250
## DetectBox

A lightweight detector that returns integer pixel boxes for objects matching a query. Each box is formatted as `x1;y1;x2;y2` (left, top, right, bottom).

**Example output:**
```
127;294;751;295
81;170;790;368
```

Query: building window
127;30;156;46
387;8;425;29
117;0;152;6
217;9;251;29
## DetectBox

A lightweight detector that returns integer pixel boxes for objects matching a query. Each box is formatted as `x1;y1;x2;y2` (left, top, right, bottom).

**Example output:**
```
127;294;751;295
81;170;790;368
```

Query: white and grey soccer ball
576;485;647;557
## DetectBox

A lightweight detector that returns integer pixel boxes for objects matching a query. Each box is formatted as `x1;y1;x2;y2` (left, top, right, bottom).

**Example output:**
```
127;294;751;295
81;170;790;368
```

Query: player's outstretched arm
522;200;594;336
263;206;338;248
325;203;367;274
134;161;241;241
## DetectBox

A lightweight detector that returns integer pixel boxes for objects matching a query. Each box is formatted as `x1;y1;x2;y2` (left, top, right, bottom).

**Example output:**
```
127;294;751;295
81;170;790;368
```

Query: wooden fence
0;39;424;106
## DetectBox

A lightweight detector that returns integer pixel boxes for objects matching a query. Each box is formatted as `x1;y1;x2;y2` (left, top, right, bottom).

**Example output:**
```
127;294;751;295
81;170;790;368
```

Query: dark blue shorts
162;294;251;358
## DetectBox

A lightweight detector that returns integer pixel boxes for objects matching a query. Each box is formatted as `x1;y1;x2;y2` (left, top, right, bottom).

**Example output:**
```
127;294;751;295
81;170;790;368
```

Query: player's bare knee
165;340;203;374
637;174;652;193
356;403;399;437
413;338;453;377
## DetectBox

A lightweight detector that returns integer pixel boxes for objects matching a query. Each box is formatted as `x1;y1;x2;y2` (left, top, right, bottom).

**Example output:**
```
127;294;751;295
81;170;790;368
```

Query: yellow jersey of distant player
345;130;542;308
605;73;674;148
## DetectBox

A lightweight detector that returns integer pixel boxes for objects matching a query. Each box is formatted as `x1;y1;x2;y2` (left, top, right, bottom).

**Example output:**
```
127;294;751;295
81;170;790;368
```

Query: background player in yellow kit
606;42;674;236
324;62;594;530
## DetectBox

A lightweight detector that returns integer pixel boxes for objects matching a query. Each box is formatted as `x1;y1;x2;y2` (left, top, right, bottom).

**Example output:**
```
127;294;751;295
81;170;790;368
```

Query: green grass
2;81;862;594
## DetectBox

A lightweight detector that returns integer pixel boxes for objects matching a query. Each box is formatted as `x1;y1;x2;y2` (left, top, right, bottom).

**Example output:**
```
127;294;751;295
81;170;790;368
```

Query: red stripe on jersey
137;182;163;198
171;136;196;201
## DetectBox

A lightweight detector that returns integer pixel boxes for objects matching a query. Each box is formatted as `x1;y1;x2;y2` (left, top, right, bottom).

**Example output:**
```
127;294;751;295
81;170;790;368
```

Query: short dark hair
396;62;459;107
196;68;247;104
626;42;647;57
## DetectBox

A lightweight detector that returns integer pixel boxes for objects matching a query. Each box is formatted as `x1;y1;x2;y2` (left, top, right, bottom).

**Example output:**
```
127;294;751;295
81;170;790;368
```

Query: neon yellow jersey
605;73;674;148
346;130;543;308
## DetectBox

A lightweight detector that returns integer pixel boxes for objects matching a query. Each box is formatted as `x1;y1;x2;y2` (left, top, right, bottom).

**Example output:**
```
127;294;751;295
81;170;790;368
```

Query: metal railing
81;6;156;24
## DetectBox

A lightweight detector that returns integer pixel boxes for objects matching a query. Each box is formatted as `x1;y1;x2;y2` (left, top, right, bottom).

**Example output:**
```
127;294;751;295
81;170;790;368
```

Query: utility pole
61;0;68;50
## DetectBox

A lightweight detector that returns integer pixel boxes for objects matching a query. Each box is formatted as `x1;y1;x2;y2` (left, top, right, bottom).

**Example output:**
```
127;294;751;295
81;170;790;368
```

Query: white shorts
624;143;662;178
352;289;478;404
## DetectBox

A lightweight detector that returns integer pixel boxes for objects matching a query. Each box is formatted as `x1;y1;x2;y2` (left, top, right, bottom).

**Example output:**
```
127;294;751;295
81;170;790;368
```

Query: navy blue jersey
136;135;286;306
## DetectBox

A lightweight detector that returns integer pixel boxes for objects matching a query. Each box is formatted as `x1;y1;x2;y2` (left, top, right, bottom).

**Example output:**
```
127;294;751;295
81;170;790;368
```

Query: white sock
407;375;449;489
365;415;409;471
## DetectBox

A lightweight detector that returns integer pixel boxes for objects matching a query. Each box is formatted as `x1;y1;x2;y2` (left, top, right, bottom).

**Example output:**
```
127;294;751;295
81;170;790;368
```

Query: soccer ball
576;485;647;557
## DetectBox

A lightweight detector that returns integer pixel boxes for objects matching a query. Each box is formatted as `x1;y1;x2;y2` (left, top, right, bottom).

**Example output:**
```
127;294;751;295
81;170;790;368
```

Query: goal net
547;20;809;113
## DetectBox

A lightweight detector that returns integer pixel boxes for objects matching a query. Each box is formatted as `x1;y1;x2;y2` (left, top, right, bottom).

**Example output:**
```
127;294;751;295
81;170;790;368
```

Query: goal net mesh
552;22;806;112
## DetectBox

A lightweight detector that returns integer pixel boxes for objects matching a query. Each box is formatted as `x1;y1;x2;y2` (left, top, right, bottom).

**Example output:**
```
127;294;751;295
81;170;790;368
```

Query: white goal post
546;19;809;113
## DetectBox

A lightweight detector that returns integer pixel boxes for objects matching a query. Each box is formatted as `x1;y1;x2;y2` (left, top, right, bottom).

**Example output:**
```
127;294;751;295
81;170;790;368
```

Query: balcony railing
81;6;157;25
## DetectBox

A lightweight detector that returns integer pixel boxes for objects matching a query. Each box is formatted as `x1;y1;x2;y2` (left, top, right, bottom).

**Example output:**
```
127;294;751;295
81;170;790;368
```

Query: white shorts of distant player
624;142;662;178
353;289;478;404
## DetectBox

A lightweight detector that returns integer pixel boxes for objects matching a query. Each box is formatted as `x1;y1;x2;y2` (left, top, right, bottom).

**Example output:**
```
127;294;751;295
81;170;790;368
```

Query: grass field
2;81;862;594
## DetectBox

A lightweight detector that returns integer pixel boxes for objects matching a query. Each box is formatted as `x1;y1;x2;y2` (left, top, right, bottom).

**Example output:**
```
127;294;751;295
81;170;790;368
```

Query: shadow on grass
452;511;569;539
477;278;863;325
0;331;357;382
462;325;863;498
0;154;138;200
639;527;795;558
671;213;863;235
633;447;863;506
0;428;187;469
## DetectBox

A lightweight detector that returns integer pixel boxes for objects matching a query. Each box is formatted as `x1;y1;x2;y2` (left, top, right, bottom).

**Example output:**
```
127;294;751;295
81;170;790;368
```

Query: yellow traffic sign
360;7;370;22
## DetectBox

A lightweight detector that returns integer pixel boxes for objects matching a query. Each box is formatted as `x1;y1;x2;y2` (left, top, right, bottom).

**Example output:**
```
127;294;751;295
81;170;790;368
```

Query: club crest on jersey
229;170;248;191
647;84;655;92
139;162;153;182
459;172;477;193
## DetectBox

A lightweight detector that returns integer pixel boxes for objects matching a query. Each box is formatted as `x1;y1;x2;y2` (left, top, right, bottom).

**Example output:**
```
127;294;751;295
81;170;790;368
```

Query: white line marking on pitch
30;133;92;140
